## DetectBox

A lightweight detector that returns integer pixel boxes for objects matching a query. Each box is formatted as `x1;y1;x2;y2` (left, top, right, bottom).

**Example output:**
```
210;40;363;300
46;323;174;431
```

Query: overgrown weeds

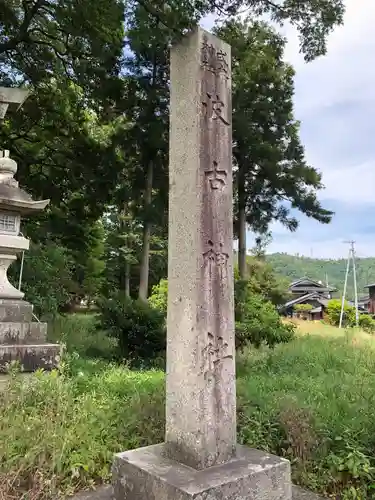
2;335;375;498
0;360;164;499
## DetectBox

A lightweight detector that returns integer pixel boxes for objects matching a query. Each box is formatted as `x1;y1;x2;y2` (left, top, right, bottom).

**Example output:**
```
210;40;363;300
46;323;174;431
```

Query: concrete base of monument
112;443;292;500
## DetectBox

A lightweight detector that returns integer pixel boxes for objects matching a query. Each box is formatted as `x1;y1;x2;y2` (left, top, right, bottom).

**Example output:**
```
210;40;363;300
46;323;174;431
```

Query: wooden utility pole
339;240;358;328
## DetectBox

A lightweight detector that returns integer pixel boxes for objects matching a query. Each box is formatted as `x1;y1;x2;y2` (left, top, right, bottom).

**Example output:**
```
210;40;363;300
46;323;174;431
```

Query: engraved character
205;161;227;190
201;332;232;379
202;93;230;126
201;40;216;72
202;332;215;378
216;251;229;280
213;336;232;365
216;49;229;77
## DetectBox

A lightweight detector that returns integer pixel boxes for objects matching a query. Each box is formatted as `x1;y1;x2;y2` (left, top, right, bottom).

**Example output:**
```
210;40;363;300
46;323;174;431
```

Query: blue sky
202;0;375;259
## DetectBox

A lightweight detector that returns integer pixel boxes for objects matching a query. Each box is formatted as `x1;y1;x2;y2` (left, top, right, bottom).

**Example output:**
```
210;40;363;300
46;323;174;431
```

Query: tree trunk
138;52;157;302
125;260;130;297
138;160;153;301
238;166;247;279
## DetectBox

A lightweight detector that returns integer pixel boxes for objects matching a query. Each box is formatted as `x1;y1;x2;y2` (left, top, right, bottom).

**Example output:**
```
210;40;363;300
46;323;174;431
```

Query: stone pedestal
0;299;60;372
113;444;291;500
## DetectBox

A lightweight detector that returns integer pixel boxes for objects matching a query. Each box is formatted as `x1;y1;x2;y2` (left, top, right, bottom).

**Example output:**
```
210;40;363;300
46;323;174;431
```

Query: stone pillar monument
0;88;60;372
112;27;292;499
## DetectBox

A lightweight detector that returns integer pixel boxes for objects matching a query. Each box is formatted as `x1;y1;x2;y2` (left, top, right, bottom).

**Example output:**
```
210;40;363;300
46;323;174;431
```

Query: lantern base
0;299;61;372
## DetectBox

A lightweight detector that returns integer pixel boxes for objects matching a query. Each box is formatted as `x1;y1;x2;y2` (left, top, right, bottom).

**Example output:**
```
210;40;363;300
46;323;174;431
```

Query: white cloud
283;0;375;113
286;1;375;215
319;161;375;204
247;229;375;259
202;1;375;256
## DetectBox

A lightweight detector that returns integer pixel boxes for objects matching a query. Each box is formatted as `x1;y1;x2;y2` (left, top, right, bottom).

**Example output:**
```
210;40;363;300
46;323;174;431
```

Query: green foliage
48;313;117;360
216;20;333;239
9;242;72;317
326;299;355;327
0;363;165;498
294;304;313;312
236;335;375;498
102;207;168;298
358;314;375;334
148;279;168;314
235;280;295;349
72;220;106;303
245;256;290;306
4;334;375;498
0;0;125;88
324;300;375;333
148;269;293;351
97;293;166;366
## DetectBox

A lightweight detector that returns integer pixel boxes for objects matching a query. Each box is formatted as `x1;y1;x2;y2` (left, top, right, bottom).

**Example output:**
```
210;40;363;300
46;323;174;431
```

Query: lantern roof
0;151;49;215
0;87;29;120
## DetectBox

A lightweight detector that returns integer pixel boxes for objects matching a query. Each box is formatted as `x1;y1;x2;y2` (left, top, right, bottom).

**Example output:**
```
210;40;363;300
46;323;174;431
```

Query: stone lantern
0;88;60;372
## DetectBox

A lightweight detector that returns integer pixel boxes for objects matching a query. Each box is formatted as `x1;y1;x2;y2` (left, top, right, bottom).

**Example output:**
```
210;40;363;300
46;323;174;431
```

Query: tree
102;204;168;298
102;205;144;297
9;242;73;317
137;0;344;62
118;0;344;298
0;81;128;305
234;281;295;349
0;0;125;96
216;20;333;279
326;299;355;327
120;1;205;301
0;0;345;304
244;255;290;306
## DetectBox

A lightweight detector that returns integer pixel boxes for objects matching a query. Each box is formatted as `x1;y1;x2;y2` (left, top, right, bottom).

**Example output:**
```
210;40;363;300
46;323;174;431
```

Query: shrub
48;313;117;360
149;278;168;315
358;314;375;333
294;304;313;312
97;293;166;367
326;299;355;327
9;242;73;317
235;280;295;349
148;277;295;350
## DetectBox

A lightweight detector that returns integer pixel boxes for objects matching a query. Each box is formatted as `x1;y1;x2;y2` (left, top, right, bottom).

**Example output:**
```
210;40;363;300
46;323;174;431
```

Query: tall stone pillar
112;27;292;500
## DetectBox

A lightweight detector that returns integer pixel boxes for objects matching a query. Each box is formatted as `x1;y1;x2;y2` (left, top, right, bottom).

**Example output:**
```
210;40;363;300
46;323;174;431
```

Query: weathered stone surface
112;444;291;500
166;26;235;471
0;299;33;322
112;27;292;500
0;321;47;344
72;483;324;500
0;343;60;372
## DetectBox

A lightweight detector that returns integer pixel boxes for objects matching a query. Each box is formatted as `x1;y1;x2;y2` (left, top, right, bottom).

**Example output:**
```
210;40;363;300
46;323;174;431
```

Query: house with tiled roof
279;277;337;320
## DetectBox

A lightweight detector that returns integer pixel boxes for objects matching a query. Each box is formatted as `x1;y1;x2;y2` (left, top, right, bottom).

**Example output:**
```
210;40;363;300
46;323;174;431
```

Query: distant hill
266;253;375;300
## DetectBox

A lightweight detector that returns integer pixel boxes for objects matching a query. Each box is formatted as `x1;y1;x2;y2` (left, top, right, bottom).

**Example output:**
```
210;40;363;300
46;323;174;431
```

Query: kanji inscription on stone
201;332;232;380
201;37;230;79
203;240;229;280
202;92;230;125
205;161;227;190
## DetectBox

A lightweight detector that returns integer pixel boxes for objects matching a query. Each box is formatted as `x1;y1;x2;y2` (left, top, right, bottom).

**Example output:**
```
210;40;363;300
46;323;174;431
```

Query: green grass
2;332;375;498
47;313;118;360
